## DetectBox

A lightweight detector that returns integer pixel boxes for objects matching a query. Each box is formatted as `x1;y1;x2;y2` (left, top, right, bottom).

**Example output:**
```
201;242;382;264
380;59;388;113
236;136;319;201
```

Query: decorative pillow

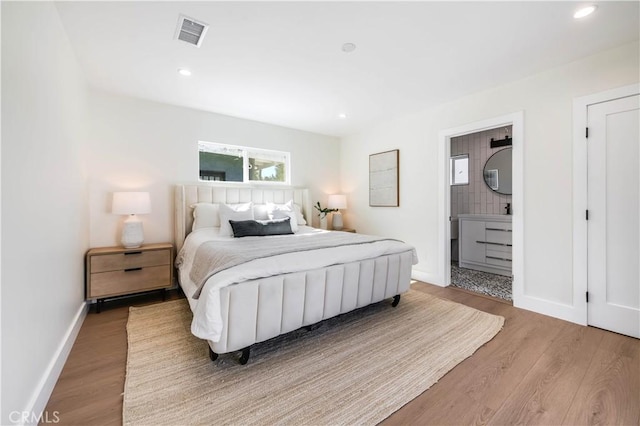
230;218;293;237
266;200;298;232
219;202;254;237
293;203;307;225
191;203;220;230
252;204;270;220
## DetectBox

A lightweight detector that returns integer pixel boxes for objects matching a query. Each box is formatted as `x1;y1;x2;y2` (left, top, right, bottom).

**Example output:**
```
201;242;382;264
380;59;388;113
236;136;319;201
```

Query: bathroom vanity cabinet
458;214;512;276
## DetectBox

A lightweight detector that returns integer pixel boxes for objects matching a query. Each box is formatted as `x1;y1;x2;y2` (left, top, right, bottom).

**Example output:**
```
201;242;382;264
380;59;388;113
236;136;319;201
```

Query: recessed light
178;68;192;76
574;5;597;19
338;113;347;119
341;43;356;53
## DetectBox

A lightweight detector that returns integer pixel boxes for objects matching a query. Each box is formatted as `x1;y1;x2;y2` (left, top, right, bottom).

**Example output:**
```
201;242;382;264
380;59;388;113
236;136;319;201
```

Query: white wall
85;90;340;248
1;3;89;424
340;41;639;320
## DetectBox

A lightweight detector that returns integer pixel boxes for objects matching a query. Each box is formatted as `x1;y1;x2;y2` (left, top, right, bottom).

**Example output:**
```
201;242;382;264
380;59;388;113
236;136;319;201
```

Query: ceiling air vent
175;15;208;47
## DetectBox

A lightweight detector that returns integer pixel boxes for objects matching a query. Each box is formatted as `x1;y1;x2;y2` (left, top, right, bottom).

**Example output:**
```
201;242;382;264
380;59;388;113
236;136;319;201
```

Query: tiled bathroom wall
451;126;513;218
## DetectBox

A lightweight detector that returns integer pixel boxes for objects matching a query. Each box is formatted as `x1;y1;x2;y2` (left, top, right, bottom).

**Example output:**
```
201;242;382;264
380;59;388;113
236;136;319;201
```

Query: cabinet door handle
124;267;142;272
485;228;512;232
486;255;512;262
476;241;512;247
124;251;143;256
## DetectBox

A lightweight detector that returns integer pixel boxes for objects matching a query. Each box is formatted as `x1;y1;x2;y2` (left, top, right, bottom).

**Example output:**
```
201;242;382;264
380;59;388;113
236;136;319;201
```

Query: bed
175;184;418;364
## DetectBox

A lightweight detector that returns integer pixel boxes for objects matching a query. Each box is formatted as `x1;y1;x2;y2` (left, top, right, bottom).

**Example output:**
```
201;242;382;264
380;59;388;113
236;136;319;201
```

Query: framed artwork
369;149;399;207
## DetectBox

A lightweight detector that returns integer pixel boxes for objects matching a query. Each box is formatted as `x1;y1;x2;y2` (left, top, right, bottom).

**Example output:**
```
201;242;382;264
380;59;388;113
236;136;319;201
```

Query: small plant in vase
314;202;337;230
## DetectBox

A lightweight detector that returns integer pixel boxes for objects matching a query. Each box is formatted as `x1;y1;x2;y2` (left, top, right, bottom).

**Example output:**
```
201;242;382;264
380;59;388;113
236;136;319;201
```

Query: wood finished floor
44;283;640;426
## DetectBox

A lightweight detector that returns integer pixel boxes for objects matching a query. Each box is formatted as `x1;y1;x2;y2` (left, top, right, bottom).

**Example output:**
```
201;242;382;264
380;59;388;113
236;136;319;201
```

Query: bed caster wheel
239;347;250;365
209;347;219;361
392;295;401;307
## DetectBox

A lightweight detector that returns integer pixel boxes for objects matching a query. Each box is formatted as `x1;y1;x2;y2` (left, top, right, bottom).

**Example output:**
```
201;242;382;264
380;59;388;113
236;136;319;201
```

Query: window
246;148;288;183
199;142;290;184
450;154;469;186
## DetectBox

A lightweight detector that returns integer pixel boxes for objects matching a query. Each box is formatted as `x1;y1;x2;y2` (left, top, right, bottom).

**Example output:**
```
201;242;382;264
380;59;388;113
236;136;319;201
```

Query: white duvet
177;226;418;341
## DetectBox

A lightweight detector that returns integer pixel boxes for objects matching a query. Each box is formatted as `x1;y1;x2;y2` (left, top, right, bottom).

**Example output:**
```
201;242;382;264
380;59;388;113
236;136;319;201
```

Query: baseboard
514;294;586;326
22;301;88;426
411;269;444;287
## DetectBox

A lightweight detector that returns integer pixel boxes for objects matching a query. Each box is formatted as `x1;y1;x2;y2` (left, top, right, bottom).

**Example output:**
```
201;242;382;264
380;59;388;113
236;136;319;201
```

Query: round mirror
483;148;512;195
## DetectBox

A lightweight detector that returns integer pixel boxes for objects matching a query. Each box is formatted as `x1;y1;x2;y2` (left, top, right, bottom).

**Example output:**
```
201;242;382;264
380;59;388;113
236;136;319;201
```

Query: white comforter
177;226;418;341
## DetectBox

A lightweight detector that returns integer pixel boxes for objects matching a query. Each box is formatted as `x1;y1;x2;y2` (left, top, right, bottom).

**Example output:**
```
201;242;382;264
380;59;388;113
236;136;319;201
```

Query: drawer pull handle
124;267;142;272
476;241;512;247
486;228;512;232
124;251;143;256
486;256;512;262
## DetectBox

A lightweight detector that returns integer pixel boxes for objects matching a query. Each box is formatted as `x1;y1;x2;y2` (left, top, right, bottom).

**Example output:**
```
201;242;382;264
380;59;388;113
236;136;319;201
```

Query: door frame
438;111;524;307
572;83;639;326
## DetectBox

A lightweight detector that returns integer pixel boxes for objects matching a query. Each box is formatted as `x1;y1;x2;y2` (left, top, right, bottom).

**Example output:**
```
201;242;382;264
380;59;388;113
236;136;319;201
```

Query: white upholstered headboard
174;184;311;252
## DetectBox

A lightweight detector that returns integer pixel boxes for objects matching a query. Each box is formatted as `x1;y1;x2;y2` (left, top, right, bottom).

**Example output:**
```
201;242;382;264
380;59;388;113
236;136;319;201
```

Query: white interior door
587;94;640;338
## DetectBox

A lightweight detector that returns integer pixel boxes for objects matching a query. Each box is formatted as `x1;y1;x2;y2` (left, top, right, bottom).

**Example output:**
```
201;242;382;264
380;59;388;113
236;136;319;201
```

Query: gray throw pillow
229;218;293;237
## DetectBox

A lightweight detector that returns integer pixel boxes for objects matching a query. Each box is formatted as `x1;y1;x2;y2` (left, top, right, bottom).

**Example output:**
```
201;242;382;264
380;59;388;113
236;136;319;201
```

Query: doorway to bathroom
438;112;524;306
449;126;513;301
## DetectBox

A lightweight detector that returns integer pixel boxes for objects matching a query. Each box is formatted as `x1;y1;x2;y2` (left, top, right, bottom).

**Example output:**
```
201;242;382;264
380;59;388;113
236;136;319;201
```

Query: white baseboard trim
22;301;88;426
414;267;586;326
514;294;586;326
411;269;444;287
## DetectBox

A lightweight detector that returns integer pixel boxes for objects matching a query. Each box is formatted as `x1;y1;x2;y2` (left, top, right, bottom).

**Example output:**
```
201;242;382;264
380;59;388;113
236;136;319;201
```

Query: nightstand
86;243;174;312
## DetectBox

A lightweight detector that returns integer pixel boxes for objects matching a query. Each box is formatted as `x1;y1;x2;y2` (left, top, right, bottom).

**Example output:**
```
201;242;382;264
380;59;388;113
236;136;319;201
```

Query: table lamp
112;192;151;248
328;194;347;230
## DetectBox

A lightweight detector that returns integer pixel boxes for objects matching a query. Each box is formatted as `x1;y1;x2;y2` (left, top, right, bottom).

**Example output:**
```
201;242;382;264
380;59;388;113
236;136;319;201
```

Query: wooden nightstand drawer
86;243;174;311
90;265;171;298
91;250;170;273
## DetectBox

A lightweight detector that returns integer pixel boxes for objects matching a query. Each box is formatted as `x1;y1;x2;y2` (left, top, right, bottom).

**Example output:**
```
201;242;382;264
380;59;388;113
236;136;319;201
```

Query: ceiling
55;1;639;137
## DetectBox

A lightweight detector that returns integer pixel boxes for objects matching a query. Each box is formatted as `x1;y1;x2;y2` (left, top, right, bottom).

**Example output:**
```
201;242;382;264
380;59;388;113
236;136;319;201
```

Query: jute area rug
123;290;504;425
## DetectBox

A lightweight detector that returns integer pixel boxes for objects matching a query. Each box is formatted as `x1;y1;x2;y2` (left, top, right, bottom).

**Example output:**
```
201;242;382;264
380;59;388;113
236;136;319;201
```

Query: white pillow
293;203;307;225
219;202;254;237
267;200;299;232
252;204;270;220
191;203;220;230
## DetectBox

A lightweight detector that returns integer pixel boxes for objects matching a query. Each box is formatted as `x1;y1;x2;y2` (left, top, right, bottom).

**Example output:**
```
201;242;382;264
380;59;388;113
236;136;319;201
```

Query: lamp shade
327;194;347;210
112;192;151;215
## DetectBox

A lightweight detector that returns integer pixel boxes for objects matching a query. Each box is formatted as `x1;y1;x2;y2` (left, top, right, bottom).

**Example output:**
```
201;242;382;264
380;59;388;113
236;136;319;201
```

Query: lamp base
122;215;144;248
332;211;343;230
